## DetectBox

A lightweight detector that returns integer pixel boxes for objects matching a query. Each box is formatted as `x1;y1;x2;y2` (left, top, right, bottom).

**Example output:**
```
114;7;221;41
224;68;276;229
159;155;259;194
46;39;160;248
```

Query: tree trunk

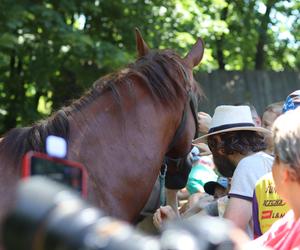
254;0;276;70
216;5;228;70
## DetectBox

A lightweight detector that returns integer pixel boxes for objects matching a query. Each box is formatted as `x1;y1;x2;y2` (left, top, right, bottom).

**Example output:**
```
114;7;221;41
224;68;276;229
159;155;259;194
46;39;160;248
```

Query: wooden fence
195;70;300;116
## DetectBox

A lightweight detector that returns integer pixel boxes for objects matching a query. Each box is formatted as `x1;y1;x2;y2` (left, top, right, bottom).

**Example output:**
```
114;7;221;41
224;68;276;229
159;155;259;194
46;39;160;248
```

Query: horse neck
66;83;185;221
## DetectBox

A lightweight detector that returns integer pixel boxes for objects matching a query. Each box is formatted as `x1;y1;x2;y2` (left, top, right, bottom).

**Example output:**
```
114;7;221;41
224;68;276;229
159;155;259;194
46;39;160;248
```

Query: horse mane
69;49;202;111
0;49;202;168
0;110;69;166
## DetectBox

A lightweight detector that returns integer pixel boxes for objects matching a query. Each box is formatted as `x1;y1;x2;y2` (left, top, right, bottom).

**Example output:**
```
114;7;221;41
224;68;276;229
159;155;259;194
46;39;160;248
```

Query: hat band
208;123;255;133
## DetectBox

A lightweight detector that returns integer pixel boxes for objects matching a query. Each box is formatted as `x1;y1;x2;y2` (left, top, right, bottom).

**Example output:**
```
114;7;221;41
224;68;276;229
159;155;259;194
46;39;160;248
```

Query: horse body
0;30;204;230
67;77;185;221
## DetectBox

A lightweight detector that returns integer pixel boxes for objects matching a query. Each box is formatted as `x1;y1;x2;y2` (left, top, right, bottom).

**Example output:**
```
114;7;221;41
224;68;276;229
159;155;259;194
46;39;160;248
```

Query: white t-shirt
228;151;274;239
229;151;274;200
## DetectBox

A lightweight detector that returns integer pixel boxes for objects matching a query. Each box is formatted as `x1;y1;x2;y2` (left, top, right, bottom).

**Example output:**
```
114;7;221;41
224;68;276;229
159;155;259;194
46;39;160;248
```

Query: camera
2;177;237;250
2;177;159;250
21;136;88;198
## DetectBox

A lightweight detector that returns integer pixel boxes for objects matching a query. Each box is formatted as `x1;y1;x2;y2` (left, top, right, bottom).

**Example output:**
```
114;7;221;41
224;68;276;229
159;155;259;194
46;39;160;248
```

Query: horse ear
184;38;205;68
135;28;149;57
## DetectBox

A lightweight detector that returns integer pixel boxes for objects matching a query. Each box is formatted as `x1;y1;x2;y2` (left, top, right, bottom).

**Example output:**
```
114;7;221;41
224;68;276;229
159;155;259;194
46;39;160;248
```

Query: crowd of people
151;89;300;249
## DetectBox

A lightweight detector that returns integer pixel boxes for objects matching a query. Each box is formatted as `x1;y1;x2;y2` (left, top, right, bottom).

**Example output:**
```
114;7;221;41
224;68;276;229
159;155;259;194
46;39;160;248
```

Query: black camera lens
2;177;237;250
2;177;159;250
3;177;85;250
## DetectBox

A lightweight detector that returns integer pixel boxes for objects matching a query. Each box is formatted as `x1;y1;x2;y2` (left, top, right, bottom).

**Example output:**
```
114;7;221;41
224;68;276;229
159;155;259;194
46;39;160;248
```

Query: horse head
135;28;204;159
135;28;204;208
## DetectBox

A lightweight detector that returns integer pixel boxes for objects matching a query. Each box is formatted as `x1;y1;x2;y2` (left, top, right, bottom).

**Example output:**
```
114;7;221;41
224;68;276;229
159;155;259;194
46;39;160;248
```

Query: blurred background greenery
0;0;299;133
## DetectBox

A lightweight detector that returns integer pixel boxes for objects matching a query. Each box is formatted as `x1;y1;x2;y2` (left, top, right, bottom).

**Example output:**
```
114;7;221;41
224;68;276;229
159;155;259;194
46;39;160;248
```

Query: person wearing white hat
193;105;273;239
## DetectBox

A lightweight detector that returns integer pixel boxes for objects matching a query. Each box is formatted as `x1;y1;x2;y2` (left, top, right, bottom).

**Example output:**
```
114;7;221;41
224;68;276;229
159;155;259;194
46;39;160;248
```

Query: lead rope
159;162;168;206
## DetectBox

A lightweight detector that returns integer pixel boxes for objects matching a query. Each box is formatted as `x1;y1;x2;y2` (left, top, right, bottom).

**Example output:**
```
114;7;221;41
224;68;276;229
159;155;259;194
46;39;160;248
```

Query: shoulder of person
231;154;272;189
238;151;274;167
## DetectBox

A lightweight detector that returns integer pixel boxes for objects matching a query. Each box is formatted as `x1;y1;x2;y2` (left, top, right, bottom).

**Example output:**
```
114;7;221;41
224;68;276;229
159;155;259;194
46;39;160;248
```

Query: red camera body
22;151;88;198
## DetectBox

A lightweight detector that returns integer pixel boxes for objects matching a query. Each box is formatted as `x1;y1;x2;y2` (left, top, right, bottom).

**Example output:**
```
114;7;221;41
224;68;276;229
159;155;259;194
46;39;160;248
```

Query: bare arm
224;197;252;231
165;188;180;216
182;194;214;218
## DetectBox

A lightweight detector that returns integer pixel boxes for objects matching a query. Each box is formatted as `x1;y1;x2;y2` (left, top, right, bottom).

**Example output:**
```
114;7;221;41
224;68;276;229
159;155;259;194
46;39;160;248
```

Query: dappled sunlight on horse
0;29;205;233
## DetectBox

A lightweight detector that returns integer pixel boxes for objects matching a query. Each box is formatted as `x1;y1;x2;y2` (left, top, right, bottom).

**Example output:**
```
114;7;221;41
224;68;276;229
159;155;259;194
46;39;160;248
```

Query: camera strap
159;163;167;206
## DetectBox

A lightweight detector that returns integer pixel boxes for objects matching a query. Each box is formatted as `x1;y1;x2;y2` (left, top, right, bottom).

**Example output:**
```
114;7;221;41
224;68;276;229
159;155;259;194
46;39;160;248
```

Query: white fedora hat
193;105;270;144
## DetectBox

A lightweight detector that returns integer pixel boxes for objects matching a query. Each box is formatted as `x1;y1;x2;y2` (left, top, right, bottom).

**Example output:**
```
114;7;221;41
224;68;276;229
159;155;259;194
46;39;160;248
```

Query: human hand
194;193;214;209
188;192;207;207
181;193;214;218
153;205;178;229
197;112;212;134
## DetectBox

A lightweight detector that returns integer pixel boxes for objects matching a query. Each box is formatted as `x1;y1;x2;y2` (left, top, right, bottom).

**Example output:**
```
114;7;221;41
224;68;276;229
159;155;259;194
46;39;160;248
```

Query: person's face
214;186;227;199
251;112;262;127
208;135;237;177
262;111;279;130
212;151;236;177
262;111;281;153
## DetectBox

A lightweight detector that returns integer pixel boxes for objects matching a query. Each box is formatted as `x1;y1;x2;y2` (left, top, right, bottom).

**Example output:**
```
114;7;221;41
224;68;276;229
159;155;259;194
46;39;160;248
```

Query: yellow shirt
253;172;290;237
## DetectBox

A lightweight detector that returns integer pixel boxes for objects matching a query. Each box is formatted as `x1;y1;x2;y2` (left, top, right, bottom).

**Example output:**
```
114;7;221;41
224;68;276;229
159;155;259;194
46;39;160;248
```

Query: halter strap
159;90;198;205
165;90;199;157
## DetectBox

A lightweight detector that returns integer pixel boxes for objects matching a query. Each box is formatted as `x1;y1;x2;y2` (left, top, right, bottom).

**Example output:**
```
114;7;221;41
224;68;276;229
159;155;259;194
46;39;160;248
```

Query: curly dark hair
207;131;267;155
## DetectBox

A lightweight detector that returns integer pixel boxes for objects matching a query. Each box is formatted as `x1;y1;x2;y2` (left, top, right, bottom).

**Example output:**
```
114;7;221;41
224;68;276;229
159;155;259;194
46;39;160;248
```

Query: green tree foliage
0;0;299;133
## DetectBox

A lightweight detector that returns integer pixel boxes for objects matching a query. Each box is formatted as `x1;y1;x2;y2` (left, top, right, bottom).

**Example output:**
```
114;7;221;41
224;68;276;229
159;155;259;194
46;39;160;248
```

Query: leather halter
157;90;198;205
164;90;199;165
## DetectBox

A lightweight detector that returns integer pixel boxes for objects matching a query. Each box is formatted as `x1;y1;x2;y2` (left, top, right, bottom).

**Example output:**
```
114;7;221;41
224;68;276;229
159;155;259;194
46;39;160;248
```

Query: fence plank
195;71;300;116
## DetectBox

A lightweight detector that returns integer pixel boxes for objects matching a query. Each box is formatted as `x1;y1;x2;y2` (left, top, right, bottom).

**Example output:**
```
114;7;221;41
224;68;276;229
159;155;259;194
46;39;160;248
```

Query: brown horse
0;30;204;226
